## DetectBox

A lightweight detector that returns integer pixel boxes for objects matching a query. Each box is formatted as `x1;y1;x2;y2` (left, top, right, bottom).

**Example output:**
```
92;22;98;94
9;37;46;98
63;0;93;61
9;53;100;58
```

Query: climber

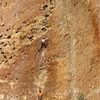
41;38;48;48
38;37;48;52
37;88;43;100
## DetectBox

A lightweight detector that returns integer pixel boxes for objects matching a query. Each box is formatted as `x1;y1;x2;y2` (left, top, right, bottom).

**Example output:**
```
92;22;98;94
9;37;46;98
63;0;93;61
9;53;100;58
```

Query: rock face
0;0;100;100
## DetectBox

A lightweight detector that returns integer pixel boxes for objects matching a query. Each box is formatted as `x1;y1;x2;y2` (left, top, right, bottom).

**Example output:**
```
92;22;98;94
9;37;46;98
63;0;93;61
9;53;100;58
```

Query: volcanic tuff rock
0;0;100;100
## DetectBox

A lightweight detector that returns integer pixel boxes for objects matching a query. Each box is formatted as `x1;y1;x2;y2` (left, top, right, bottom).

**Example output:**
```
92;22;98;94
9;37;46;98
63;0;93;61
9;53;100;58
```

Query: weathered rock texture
0;0;100;100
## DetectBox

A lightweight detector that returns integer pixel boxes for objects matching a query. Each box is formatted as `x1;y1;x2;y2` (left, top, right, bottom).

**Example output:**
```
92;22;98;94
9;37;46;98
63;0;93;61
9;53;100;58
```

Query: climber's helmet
41;38;46;43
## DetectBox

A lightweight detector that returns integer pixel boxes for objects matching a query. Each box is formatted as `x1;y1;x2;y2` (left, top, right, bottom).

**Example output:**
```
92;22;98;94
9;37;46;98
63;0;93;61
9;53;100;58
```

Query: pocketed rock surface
0;0;100;100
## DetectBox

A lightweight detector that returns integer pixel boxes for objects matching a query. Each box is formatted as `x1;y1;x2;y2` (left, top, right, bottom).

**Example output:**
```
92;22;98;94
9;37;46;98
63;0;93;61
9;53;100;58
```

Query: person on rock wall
41;38;48;48
38;37;48;52
37;88;43;100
